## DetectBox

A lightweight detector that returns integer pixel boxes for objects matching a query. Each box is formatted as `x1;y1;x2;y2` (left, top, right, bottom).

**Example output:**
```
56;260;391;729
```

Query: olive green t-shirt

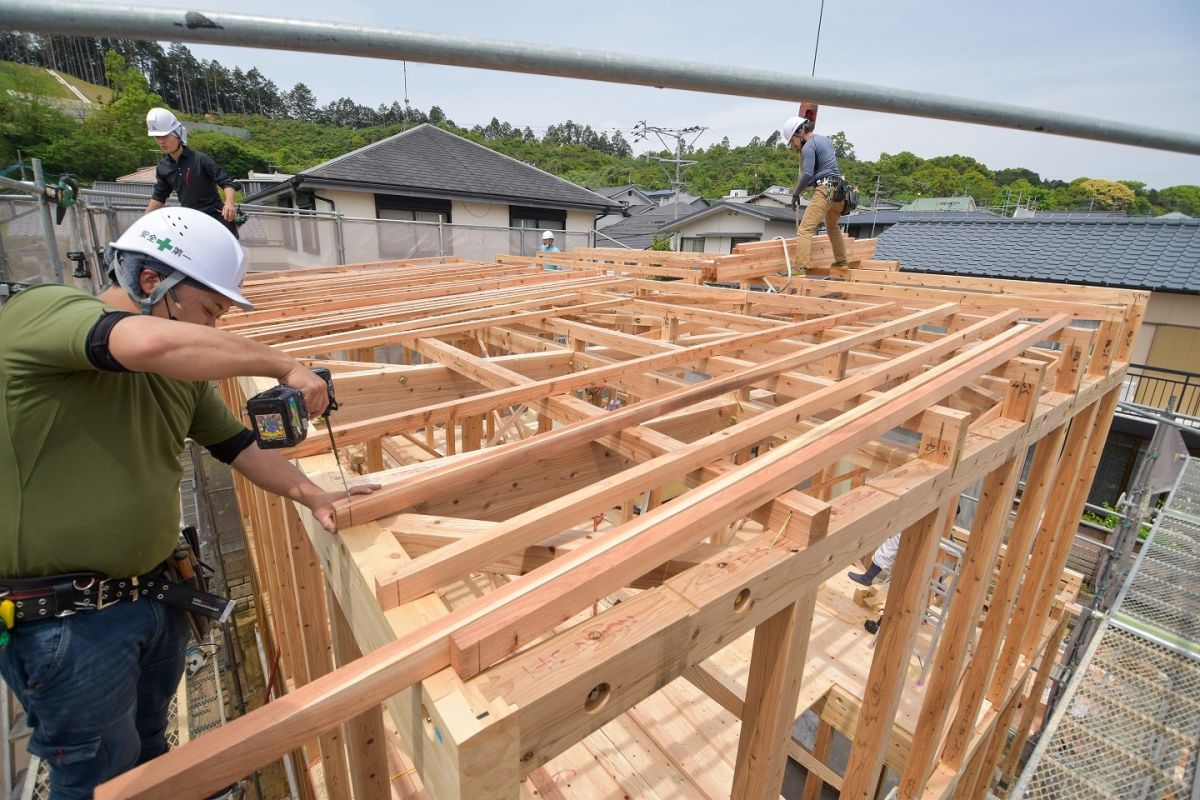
0;285;246;578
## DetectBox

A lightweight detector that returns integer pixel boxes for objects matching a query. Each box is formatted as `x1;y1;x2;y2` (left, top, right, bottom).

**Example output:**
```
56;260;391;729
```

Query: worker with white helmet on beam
779;112;850;276
144;107;241;238
0;207;376;797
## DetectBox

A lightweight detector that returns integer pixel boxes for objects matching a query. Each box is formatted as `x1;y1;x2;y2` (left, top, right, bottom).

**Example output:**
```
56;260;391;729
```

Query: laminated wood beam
384;513;729;588
284;302;905;459
278;293;629;357
245;278;625;343
447;316;1067;677
370;309;1015;609
339;303;947;525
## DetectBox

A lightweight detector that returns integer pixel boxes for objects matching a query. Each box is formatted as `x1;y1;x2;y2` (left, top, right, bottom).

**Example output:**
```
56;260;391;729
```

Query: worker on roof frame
779;113;851;278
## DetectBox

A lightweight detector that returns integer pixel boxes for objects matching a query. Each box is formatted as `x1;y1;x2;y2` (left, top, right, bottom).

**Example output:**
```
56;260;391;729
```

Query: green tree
43;50;163;179
649;234;672;251
828;131;855;160
1157;185;1200;216
1078;178;1136;210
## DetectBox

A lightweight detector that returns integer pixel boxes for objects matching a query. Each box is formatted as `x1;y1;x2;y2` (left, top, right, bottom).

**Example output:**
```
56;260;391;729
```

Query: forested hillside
1;32;1197;216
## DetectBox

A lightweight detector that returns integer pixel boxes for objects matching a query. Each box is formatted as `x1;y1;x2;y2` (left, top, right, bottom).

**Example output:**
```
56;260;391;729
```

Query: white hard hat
112;208;252;310
781;115;807;144
541;230;555;240
146;107;182;137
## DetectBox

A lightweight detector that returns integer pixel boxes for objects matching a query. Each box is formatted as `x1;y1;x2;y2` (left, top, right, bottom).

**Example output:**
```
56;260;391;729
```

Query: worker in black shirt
144;107;240;239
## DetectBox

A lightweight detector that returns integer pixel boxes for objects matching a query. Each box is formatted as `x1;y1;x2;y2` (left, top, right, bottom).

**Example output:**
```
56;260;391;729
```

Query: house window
729;236;760;252
510;205;566;231
375;194;451;223
280;193;321;256
679;237;705;252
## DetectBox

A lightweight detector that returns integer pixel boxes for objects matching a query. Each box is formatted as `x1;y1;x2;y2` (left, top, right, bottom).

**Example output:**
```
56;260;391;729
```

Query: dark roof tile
247;124;618;211
876;218;1200;293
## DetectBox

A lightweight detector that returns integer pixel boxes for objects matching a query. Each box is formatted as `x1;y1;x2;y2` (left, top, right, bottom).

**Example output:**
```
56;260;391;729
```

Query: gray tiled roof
246;124;619;211
845;209;1001;225
597;203;695;249
876;218;1200;294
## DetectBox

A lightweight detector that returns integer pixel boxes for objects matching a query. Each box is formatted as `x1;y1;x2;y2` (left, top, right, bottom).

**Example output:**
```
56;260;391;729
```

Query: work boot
776;266;807;277
832;260;849;268
848;562;882;586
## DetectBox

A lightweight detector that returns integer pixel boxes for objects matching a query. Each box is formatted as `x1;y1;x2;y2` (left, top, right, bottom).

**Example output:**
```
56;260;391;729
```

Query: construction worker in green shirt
0;207;376;798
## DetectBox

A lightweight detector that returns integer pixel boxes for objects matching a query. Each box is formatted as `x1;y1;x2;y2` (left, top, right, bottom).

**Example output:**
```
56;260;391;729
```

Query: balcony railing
1120;363;1200;418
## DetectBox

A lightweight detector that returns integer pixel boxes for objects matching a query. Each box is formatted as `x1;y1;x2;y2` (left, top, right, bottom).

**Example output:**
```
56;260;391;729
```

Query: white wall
1131;291;1200;364
451;199;509;227
325;189;375;219
566;209;595;232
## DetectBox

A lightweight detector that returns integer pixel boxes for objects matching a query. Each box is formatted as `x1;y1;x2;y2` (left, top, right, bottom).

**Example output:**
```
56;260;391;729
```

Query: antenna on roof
402;61;412;121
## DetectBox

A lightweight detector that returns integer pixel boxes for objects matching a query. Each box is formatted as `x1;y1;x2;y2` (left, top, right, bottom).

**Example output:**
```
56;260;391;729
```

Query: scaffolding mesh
1018;457;1200;799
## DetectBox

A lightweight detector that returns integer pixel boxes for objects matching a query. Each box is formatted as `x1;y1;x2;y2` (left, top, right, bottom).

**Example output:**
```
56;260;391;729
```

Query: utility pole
632;122;706;219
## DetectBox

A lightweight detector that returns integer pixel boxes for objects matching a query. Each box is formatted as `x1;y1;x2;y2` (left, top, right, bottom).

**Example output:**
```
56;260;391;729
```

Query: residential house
593;185;654;230
595;203;696;250
875;216;1200;502
721;185;796;209
242;123;619;267
657;201;800;253
645;188;706;207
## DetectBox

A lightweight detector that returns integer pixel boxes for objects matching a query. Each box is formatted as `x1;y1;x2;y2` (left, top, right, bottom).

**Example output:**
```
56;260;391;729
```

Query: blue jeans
0;597;190;799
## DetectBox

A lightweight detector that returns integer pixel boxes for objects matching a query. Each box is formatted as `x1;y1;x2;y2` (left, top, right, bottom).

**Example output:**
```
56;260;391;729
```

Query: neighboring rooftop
657;200;799;232
845;209;1001;226
902;195;978;212
596;203;696;249
243;124;619;211
876;217;1200;293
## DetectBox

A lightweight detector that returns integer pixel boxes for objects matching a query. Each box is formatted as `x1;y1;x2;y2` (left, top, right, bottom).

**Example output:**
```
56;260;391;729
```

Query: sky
157;0;1200;190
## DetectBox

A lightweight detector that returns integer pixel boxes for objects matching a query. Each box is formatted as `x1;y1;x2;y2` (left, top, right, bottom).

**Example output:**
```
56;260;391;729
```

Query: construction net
1018;456;1200;799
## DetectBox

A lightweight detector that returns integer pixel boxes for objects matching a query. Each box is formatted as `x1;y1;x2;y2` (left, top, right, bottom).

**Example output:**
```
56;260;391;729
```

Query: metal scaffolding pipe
31;159;64;283
5;1;1200;157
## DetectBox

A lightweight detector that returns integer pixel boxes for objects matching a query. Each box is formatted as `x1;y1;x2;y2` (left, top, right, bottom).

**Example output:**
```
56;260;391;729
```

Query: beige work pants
794;184;846;268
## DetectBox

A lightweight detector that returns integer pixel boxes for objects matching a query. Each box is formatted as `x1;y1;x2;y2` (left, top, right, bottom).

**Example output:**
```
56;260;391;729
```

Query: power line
631;122;707;218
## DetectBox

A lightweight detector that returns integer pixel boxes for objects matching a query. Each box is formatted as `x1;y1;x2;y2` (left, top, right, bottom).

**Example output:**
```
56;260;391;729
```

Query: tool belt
817;176;859;213
0;564;233;625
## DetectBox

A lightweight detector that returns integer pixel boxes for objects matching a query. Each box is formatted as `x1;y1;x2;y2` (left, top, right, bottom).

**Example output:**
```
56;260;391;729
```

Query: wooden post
731;592;819;799
939;421;1068;769
840;504;949;800
896;455;1022;796
281;502;352;798
328;596;390;800
802;717;836;800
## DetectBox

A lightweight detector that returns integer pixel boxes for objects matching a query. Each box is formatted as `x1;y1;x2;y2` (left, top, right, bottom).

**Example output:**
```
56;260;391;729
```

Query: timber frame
97;239;1146;800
